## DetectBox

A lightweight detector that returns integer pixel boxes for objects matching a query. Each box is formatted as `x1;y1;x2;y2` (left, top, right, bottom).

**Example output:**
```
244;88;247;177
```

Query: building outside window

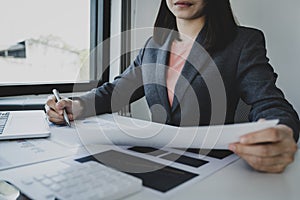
0;0;90;86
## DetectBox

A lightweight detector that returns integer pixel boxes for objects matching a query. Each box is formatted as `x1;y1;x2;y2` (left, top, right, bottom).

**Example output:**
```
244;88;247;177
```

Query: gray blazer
79;26;299;141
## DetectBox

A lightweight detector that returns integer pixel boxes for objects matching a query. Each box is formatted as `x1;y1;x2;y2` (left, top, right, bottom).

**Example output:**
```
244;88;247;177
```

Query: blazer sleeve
237;29;300;142
77;41;149;118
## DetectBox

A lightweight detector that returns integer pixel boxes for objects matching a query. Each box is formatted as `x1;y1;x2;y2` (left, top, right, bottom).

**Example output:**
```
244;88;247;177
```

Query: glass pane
0;0;90;85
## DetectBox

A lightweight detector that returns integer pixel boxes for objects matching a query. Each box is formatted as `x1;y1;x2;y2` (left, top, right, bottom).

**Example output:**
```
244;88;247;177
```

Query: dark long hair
154;0;238;52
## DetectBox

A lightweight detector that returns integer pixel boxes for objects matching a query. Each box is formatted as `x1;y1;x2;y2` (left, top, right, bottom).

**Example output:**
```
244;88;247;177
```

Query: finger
56;99;73;113
47;110;65;124
237;152;293;173
240;127;285;144
253;163;287;173
46;95;65;115
238;153;294;168
230;143;285;157
44;104;50;113
230;136;297;157
46;109;64;121
48;99;69;116
46;95;57;110
260;164;287;173
68;114;74;121
48;116;66;125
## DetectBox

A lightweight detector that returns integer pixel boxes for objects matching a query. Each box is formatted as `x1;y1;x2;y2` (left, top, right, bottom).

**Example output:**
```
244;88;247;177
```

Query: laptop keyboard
0;112;9;134
20;161;142;200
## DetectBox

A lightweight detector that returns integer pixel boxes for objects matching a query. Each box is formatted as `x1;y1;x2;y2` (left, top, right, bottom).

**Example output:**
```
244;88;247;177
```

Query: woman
46;0;299;173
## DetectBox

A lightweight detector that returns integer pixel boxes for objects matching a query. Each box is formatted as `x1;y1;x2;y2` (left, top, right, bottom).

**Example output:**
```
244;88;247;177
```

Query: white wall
231;0;300;115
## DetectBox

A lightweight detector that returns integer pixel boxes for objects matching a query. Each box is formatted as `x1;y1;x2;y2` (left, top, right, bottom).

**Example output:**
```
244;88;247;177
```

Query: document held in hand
74;115;279;149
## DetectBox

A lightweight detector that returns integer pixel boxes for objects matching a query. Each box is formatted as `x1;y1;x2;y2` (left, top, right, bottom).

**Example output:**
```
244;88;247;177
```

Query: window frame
0;0;111;97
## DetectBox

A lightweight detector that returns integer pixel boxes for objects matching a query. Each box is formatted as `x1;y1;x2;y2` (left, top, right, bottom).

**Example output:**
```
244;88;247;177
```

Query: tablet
0;110;50;140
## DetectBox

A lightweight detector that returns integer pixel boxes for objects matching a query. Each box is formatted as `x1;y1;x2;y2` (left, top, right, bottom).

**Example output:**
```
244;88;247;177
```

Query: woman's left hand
229;124;298;173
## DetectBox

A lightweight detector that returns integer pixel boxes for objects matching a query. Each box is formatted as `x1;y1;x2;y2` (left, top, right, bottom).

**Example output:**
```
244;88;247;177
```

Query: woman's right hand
45;96;83;124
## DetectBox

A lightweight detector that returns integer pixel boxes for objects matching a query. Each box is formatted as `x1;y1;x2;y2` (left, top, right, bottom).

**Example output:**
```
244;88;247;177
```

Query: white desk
125;150;300;200
0;114;299;200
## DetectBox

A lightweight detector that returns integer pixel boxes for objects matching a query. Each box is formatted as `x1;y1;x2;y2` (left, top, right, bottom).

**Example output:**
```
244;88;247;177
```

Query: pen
52;89;71;127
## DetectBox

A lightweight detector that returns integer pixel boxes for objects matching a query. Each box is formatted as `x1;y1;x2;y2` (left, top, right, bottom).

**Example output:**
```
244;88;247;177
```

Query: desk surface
0;113;299;200
126;150;300;200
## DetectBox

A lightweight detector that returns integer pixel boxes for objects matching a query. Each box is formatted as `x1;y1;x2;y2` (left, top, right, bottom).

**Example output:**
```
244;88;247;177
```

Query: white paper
0;145;240;199
0;139;73;170
74;115;279;149
117;146;240;197
49;124;83;148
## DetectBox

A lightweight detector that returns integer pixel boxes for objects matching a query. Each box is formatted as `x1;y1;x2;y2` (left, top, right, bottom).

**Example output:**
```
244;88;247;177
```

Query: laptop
0;110;50;140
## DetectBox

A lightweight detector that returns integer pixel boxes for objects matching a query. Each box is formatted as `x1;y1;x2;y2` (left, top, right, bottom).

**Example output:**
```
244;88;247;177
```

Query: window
0;0;111;96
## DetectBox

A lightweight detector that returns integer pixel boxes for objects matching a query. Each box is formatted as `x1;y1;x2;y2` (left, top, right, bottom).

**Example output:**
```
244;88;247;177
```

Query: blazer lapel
155;32;175;115
171;26;209;112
